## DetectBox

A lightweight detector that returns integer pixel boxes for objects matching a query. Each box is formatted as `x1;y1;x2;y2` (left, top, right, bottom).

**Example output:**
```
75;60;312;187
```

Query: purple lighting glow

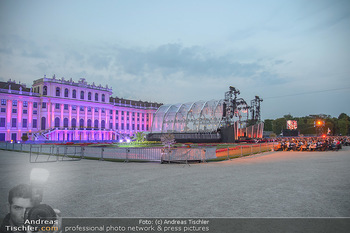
0;76;162;142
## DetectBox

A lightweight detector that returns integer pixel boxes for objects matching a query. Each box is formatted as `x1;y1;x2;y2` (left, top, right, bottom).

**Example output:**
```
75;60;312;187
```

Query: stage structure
147;86;264;143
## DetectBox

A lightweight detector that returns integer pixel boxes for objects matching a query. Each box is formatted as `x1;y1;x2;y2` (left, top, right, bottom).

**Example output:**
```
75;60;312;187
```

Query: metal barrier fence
216;142;277;159
0;142;276;163
0;142;217;163
29;145;58;163
161;147;217;163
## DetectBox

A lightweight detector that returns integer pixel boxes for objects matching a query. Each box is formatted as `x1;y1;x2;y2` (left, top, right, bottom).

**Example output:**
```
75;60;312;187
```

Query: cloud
87;54;112;70
0;35;288;105
111;43;283;83
0;30;286;86
0;34;48;59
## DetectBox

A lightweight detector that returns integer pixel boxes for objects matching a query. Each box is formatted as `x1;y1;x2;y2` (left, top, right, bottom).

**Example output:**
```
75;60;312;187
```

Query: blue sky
0;0;349;119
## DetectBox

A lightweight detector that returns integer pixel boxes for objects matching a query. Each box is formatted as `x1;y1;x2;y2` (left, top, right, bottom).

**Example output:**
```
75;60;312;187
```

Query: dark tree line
264;113;350;136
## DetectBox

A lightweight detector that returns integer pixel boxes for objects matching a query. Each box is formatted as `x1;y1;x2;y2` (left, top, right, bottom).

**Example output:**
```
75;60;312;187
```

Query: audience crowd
273;136;350;151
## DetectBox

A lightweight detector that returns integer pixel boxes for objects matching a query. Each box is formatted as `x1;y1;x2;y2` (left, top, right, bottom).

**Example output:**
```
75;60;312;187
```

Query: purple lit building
0;75;162;142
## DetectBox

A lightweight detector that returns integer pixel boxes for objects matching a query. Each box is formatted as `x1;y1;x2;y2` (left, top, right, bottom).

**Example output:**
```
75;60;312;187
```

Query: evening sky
0;0;349;119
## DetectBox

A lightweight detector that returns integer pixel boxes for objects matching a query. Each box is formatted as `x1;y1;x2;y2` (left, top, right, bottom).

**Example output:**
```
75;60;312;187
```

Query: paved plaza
0;147;349;218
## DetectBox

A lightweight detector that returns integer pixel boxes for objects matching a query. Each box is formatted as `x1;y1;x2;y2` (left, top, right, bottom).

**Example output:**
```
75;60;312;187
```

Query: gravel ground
0;147;349;218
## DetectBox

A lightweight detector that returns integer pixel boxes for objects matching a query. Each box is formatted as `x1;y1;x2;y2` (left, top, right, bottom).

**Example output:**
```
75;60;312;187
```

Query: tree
266;113;350;136
132;132;146;143
297;116;315;135
283;114;293;120
272;118;286;135
21;134;29;142
263;119;273;131
160;134;176;148
338;113;349;120
338;119;349;136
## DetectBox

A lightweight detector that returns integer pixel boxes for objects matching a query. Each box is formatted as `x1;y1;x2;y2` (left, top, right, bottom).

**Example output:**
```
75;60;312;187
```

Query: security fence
0;142;217;163
216;142;277;159
160;147;217;163
28;144;84;163
0;142;276;163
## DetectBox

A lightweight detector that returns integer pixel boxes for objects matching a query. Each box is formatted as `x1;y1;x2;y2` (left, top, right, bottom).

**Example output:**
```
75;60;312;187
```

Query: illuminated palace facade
0;75;162;142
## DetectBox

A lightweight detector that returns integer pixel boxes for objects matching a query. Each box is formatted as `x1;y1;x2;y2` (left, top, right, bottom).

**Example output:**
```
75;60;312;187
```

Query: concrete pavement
0;147;349;217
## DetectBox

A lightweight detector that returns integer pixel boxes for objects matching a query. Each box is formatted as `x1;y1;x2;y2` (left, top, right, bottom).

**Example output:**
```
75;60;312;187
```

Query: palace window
23;101;28;107
64;104;68;110
0;118;5;127
55;103;60;109
64;88;69;97
22;119;27;128
43;86;47;95
101;120;105;129
80;91;84;100
72;118;76;128
41;117;46;130
23;109;27;114
95;93;98;101
102;94;105;102
33;102;37;108
12;118;16;127
54;117;60;128
32;119;37;128
64;118;69;128
1;99;6;105
56;87;60;97
94;120;98;129
72;90;77;98
13;100;17;106
88;92;92;100
42;102;46;109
